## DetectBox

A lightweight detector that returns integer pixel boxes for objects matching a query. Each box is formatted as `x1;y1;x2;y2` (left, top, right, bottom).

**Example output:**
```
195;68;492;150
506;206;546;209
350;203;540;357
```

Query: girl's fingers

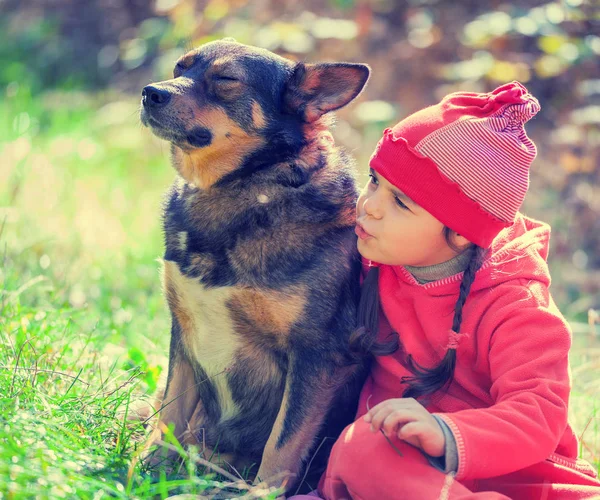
397;421;427;451
364;399;425;428
398;421;444;457
381;411;408;436
368;408;391;432
398;420;424;439
364;401;394;428
365;400;393;421
376;410;418;434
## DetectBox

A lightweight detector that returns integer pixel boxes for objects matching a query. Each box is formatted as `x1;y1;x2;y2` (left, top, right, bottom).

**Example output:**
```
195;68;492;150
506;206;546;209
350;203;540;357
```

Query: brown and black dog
140;39;371;492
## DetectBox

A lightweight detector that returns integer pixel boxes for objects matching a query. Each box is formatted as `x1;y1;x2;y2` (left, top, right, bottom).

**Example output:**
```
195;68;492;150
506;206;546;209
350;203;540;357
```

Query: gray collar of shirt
404;249;472;284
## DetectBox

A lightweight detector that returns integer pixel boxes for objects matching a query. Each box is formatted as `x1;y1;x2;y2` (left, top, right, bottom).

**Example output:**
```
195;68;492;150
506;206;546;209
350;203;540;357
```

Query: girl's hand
364;398;445;457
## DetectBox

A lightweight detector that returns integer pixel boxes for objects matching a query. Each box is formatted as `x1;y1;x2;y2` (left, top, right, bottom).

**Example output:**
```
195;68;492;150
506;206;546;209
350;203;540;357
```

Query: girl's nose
363;195;383;219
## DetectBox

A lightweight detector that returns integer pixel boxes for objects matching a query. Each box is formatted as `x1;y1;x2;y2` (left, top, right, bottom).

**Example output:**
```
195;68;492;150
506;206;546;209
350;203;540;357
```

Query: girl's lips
355;223;373;240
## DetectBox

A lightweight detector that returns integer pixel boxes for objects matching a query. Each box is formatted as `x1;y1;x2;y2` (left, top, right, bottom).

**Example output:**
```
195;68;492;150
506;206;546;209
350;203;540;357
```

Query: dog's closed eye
174;61;191;78
213;75;239;82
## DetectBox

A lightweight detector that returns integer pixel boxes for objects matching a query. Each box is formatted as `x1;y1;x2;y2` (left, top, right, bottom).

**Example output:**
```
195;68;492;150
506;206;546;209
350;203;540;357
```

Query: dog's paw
254;465;296;494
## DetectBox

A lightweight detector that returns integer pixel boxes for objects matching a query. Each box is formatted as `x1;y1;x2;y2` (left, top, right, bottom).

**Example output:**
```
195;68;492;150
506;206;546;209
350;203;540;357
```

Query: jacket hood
390;213;552;297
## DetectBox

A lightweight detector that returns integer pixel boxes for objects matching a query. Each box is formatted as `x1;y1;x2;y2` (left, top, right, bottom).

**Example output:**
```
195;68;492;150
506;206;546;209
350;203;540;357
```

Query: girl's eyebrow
392;188;416;207
370;168;418;208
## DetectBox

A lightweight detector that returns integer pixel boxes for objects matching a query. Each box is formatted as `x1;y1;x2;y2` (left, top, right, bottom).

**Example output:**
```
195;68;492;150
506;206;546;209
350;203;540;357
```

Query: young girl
291;82;600;499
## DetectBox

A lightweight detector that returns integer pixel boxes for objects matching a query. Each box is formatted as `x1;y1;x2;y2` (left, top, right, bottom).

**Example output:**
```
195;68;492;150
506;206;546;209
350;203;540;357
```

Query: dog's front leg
255;350;341;491
144;322;201;467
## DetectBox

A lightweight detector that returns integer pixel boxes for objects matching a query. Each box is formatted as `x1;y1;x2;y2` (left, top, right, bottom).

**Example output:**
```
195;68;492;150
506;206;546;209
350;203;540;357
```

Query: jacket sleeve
426;416;459;473
435;283;572;481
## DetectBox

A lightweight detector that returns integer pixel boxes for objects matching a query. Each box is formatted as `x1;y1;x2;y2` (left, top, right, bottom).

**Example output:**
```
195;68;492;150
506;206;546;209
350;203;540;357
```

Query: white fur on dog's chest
162;259;240;417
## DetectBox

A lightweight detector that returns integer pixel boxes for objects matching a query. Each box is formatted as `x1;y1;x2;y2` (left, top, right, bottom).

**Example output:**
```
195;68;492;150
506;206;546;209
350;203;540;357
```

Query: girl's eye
394;196;409;210
368;174;378;185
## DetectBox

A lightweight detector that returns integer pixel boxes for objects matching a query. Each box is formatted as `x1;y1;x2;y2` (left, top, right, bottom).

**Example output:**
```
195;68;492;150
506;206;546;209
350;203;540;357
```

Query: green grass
0;86;597;498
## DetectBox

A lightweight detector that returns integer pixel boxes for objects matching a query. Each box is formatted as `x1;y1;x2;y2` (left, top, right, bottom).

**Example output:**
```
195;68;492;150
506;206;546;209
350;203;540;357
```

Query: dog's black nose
142;86;171;107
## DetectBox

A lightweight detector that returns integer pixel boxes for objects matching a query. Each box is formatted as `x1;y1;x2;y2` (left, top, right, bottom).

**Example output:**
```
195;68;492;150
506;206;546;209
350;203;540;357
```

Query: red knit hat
369;81;541;248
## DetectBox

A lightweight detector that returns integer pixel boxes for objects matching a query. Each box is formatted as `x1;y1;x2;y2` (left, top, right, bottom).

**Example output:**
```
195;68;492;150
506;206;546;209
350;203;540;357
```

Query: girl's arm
436;283;572;481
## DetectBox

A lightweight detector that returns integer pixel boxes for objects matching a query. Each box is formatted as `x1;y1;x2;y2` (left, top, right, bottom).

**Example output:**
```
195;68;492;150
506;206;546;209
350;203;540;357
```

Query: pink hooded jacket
351;213;599;497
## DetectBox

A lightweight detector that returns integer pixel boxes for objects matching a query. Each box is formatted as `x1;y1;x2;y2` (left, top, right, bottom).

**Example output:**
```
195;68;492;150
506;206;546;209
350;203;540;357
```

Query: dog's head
140;39;370;188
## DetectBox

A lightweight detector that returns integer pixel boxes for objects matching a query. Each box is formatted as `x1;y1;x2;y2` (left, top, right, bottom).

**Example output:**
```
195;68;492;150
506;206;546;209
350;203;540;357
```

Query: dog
140;39;372;492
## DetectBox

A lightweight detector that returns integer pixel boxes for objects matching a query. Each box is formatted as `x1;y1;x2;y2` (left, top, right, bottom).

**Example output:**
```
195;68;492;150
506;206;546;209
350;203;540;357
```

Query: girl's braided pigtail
401;245;486;400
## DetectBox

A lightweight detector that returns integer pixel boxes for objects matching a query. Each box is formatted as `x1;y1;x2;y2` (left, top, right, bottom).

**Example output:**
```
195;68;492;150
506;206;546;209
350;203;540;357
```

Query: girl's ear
283;62;370;123
451;232;472;252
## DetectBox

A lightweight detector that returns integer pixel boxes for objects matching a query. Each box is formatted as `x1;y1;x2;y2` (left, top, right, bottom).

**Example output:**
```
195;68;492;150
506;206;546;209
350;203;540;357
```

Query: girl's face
355;168;469;267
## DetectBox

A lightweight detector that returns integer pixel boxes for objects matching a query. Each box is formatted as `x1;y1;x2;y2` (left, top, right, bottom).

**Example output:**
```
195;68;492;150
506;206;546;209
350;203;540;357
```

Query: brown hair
349;227;485;399
348;266;399;358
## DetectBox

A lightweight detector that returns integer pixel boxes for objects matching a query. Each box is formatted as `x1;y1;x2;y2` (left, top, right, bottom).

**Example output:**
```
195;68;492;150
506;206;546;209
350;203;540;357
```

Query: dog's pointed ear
284;63;370;123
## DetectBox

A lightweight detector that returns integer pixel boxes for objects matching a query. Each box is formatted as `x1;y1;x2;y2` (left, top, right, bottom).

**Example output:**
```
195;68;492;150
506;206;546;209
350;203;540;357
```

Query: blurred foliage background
0;0;599;492
1;0;598;313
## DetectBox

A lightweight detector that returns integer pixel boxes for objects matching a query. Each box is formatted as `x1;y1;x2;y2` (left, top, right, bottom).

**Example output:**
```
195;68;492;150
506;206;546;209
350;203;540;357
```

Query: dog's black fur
140;39;371;493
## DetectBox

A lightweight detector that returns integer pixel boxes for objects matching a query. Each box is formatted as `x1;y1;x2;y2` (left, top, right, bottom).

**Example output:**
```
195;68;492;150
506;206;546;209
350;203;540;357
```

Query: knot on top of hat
503;101;540;130
488;82;541;131
446;329;469;350
489;81;531;105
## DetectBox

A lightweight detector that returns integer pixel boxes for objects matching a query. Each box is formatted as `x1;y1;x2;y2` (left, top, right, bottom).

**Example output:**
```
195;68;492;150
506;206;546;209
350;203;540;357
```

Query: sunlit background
0;0;598;495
